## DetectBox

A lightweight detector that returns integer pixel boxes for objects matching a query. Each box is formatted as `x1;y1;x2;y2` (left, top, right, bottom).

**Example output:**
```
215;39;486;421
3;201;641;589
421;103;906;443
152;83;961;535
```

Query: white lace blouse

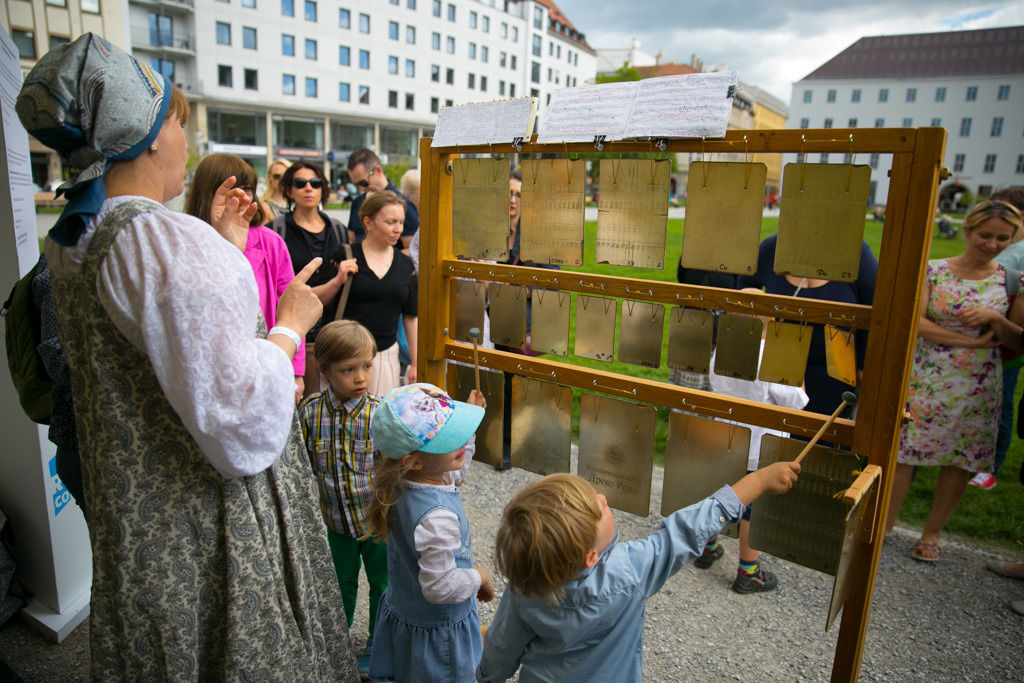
46;196;297;479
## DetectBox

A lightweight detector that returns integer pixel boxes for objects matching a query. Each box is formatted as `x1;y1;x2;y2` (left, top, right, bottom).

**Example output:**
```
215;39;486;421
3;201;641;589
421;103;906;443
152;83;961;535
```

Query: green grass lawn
544;216;1024;554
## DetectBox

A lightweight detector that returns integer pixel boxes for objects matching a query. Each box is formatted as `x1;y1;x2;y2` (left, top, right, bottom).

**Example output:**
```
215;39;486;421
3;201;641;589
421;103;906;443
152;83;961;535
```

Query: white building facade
786;26;1024;207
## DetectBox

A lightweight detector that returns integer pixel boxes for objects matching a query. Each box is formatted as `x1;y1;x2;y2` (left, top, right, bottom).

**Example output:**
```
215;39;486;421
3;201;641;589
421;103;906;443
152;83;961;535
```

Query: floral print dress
899;258;1015;471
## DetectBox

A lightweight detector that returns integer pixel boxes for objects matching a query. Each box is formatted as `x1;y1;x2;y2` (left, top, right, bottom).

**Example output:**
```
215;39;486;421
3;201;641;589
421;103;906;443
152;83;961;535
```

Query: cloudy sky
551;1;1024;104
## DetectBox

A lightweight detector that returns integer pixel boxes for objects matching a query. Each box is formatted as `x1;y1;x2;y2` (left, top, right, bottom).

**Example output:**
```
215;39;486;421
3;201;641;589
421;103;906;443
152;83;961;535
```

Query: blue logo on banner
48;457;70;517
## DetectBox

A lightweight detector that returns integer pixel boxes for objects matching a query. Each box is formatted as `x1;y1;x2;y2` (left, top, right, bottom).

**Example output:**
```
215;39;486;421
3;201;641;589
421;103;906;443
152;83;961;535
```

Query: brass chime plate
574;295;616;362
595;159;671;269
489;283;527;349
445;363;505;469
578;394;656;516
748;435;863;575
826;480;875;632
530;289;570;356
509;377;573;476
825;324;858;386
452;279;486;343
452;157;510;261
681;161;766;276
661;412;750;533
774;164;872;282
667;308;715;373
520;158;586;266
713;314;764;382
758;321;812;387
618;300;664;369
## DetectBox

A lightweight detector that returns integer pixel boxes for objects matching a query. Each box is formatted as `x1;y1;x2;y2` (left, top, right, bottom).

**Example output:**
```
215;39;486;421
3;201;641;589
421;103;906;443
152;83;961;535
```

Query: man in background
346;148;419;248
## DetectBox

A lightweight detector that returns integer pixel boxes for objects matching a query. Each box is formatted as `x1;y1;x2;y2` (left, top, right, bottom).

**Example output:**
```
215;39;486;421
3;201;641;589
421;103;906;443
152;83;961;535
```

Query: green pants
327;529;389;635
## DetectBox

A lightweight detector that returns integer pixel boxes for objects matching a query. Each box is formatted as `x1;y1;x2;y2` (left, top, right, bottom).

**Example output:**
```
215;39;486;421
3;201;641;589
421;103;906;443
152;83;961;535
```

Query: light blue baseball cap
371;383;485;459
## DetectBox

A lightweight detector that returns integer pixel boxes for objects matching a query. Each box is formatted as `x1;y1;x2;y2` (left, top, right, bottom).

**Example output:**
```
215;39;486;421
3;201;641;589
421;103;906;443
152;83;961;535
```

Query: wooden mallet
794;391;858;464
468;327;481;393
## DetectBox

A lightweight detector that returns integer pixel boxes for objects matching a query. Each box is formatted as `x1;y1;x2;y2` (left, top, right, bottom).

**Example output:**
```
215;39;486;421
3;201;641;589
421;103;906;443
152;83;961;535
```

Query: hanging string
845;134;855;193
743;135;753;191
799;134;807;191
701;137;711;189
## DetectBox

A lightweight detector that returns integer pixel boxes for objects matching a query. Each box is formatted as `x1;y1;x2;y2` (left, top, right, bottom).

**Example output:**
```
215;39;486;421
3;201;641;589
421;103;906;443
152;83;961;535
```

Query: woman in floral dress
885;200;1024;561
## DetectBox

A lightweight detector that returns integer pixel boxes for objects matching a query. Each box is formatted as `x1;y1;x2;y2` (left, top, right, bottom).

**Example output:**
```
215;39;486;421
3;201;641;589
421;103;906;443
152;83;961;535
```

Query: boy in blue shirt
477;463;800;682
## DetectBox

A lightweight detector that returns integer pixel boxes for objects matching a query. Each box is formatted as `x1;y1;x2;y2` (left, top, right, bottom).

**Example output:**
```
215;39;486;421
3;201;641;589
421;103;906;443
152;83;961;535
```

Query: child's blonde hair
314;320;377;369
362;456;417;541
495;473;602;603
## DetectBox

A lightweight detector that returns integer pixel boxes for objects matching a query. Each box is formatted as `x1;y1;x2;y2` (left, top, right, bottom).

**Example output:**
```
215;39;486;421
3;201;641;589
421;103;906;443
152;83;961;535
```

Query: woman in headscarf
17;35;357;679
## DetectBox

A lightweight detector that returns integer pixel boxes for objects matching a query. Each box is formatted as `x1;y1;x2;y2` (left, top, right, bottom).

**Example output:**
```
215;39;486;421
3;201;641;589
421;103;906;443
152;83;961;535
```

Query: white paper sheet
431;97;537;147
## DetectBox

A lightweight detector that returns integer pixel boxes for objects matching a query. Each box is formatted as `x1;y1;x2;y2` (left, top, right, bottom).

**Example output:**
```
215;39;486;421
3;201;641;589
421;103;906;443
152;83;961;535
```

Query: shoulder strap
1005;266;1020;298
333;243;355;322
328;217;348;245
270;215;287;239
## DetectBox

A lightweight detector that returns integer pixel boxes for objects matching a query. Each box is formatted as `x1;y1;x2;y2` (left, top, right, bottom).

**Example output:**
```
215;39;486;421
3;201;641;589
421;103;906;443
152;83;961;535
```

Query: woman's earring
149;143;159;153
289;201;296;212
318;201;324;212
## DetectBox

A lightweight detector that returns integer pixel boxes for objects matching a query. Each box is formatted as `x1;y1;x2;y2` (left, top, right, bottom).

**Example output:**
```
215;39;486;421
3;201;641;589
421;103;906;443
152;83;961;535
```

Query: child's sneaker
731;565;777;594
358;636;373;677
694;543;723;569
968;472;997;489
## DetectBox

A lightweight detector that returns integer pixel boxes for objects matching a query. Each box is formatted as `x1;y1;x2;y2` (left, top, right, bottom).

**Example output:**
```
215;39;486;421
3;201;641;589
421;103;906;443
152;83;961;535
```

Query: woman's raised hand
277;258;325;337
333;258;359;284
209;176;257;251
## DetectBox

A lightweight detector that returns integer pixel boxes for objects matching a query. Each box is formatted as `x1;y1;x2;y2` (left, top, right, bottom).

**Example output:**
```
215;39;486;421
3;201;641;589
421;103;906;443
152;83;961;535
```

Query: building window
470;11;477;28
469;42;476;59
405;59;415;78
151;57;174;80
432;0;441;17
960;118;972;137
992;117;1003;137
305;38;317;60
431;97;439;113
820;153;829;163
499;80;505;96
446;68;454;85
242;0;256;7
874;117;884;127
432;32;440;50
389;56;399;74
283;73;295;95
851;89;860;103
500;52;507;67
282;0;293;16
878;88;888;102
869;153;879;169
848;118;857;127
532;35;542;57
389;21;399;40
823;118;833;128
431;64;440;82
243;27;257;49
339;46;350;65
447;36;455;53
531;61;540;84
935;87;946;102
81;0;100;12
149;14;172;47
389;90;398;108
282;34;294;56
244;68;258;90
406;93;414;110
306;77;317;97
406;26;415;44
902;117;912;127
359;13;370;33
966;86;977;101
799;117;809;128
533;6;543;28
510;55;517;70
931;117;941;126
509;84;515;97
983;154;996;173
905;88;916;102
339;8;350;28
480;46;488;63
827;89;836;103
953;154;965;172
216;22;231;45
359;50;369;69
512;26;518;41
408;0;416;8
803;90;812;103
304;0;316;21
483;16;490;32
468;73;475;89
359;85;369;104
998;85;1011;100
218;65;233;87
480;75;487;92
1016;155;1024;174
447;3;455;21
501;22;508;38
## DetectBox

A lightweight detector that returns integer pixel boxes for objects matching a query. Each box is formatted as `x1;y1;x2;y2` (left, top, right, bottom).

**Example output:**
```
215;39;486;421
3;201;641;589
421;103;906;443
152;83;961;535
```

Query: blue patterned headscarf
15;33;171;246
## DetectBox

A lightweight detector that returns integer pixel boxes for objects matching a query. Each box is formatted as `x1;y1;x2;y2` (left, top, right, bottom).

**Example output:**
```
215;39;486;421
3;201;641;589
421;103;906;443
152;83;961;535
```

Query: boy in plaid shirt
299;320;385;675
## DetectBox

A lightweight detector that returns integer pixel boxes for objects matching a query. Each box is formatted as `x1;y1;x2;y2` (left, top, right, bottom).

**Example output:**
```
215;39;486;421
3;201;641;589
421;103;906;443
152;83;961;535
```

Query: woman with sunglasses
275;161;357;398
261;158;292;221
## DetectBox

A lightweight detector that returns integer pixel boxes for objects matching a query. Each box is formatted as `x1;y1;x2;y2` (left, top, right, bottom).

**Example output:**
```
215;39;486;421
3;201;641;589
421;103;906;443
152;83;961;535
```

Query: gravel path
2;459;1022;681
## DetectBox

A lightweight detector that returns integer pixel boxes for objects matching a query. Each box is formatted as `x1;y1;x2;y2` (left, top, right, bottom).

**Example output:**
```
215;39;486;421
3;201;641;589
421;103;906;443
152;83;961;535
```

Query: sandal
911;539;942;562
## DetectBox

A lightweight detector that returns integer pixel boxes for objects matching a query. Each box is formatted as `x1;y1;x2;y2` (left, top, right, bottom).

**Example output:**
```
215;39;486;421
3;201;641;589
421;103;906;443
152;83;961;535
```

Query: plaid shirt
299;386;380;537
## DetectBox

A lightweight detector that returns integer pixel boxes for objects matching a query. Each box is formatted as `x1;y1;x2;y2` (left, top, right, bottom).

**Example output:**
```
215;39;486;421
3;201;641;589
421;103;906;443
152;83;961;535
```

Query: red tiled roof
803;25;1024;80
533;0;593;51
635;62;700;78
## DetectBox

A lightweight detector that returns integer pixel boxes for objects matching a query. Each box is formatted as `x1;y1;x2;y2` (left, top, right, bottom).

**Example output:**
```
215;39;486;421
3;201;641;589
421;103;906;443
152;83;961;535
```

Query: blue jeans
995;366;1020;476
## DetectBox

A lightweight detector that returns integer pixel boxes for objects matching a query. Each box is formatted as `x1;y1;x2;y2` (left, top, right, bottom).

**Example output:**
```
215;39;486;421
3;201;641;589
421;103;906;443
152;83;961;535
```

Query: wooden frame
417;127;946;682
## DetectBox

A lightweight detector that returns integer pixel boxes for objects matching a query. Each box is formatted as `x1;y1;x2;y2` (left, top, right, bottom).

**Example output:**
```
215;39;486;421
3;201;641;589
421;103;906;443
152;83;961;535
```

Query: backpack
2;257;53;424
269;214;348;247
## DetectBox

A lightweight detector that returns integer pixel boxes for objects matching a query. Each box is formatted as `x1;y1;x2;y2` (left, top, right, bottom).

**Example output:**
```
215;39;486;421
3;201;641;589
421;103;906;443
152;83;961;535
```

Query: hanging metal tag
452;157;510;260
574;295;616;362
530;289;570;356
510;377;573;476
825;324;858;386
759;321;812;387
520;158;586;266
445;363;505;469
595;159;671;269
713;313;764;381
488;282;527;348
667;308;714;373
578;394;656;516
618;300;664;369
452;279;486;342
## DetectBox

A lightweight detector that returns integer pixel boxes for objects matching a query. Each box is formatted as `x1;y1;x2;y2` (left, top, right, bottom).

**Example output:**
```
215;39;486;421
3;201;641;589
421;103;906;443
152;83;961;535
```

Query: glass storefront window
380;127;417;162
274;116;324;150
330;122;372;156
208;110;267;146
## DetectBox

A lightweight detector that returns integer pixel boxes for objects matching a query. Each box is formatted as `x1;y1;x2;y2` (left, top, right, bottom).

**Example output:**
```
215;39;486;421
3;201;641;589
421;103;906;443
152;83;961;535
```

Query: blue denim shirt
477;486;743;683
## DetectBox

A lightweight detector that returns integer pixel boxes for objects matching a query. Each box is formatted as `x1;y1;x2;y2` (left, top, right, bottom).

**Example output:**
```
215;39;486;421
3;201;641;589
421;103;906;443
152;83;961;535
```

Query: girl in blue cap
364;383;493;683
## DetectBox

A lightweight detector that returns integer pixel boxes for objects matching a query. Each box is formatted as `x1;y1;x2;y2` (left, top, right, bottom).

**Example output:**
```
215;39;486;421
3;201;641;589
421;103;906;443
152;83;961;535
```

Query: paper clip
593;135;606;152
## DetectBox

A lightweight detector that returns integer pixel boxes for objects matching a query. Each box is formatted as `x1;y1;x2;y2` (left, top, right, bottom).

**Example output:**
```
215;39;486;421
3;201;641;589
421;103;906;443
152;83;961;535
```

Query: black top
343;243;418;350
277;212;348;340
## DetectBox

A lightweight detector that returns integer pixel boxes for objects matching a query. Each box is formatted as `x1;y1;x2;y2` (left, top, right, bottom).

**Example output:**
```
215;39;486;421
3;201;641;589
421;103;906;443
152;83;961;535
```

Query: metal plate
825;324;858;386
453;279;486;342
489;283;527;348
452;158;510;260
758;321;812;387
681;162;766;276
748;435;863;575
574;295;616;362
826;482;874;631
578;394;656;516
520;158;586;266
774;164;872;282
661;412;750;520
713;314;764;382
618;300;664;369
509;377;573;476
667;308;714;373
595;159;671;269
530;289;570;356
446;363;505;469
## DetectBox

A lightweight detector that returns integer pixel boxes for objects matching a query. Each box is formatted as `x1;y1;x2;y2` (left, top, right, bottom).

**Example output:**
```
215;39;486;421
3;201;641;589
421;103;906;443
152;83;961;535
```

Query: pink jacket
245;226;305;376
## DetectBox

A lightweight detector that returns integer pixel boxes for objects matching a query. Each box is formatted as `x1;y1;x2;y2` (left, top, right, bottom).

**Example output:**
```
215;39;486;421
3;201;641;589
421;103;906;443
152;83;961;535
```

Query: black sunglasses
355;168;375;189
292;178;324;189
